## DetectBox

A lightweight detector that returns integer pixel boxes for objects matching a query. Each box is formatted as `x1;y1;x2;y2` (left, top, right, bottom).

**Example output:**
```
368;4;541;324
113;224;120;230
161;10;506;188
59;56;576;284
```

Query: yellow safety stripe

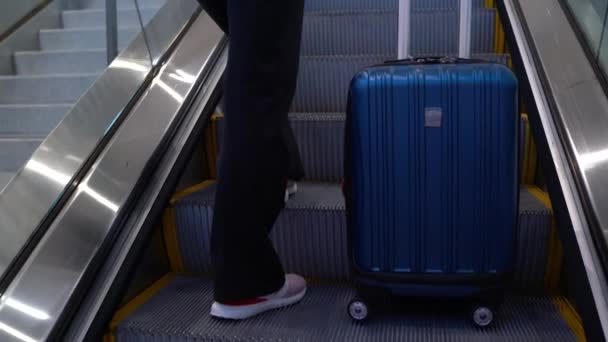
527;185;563;291
104;273;176;342
170;179;216;206
553;296;587;342
484;0;496;8
521;114;538;184
163;180;216;273
163;207;184;273
205;113;224;179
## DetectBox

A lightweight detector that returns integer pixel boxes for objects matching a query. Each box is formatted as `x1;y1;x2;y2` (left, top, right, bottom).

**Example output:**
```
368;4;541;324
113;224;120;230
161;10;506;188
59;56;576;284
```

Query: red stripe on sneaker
222;298;267;306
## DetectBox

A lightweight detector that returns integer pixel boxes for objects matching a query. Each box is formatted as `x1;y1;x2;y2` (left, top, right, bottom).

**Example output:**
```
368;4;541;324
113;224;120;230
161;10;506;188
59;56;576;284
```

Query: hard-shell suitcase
343;58;519;325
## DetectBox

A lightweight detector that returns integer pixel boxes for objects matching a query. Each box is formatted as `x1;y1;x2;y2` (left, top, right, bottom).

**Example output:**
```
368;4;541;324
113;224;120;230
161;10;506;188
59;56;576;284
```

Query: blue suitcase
343;58;519;326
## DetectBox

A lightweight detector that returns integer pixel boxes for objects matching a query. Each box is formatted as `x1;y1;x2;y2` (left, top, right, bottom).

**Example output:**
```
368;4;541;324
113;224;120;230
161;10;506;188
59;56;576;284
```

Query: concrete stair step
62;7;160;29
0;137;44;172
0;104;71;135
81;0;164;10
14;49;106;75
0;74;98;104
39;27;140;51
0;171;15;192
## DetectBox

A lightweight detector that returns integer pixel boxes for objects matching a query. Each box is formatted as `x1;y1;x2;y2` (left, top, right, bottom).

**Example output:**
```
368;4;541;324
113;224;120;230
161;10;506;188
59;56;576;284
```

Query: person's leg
210;0;305;307
197;0;305;188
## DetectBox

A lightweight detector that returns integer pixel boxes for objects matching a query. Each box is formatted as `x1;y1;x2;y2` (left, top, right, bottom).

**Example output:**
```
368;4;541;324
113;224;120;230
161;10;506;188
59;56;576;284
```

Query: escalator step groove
170;183;554;290
115;276;577;342
303;0;487;12
300;9;496;56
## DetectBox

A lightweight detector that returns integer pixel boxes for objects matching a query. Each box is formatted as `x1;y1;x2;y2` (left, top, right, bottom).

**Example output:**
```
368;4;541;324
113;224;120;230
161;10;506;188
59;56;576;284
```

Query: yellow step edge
527;185;563;291
163;180;217;273
494;14;506;54
205;113;223;179
553;296;587;342
163;207;184;273
170;179;217;206
104;273;176;342
521;114;538;184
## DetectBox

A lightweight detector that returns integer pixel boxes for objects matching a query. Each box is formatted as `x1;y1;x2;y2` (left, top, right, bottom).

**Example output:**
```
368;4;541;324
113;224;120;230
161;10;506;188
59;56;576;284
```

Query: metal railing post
106;0;118;64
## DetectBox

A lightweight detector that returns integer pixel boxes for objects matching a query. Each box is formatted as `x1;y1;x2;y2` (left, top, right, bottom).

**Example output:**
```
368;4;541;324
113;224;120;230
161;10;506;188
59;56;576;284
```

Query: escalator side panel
496;0;608;340
0;12;225;342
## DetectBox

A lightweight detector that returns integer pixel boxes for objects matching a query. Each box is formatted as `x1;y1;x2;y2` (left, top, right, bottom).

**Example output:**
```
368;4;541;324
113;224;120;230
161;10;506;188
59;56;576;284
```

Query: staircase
0;0;165;191
107;0;583;341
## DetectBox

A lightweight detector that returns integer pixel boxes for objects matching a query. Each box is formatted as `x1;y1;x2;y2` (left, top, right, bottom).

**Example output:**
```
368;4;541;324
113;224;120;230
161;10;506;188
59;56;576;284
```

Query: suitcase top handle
398;0;473;59
383;56;488;66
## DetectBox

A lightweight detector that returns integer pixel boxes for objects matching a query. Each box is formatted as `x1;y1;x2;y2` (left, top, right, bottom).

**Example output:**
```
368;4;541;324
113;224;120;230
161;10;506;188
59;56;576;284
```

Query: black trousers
197;0;305;302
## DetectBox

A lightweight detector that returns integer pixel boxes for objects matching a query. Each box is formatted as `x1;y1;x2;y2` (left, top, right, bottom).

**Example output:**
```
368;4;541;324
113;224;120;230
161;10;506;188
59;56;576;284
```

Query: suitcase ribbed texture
172;183;554;287
301;9;496;56
116;276;577;342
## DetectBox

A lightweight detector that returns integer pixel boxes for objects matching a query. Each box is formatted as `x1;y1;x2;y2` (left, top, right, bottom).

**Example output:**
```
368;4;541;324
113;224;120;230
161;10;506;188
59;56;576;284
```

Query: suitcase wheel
470;304;494;328
348;298;369;322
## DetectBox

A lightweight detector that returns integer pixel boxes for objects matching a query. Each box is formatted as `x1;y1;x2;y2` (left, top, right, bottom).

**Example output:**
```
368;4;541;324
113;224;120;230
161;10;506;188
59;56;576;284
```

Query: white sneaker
284;181;298;203
210;274;307;320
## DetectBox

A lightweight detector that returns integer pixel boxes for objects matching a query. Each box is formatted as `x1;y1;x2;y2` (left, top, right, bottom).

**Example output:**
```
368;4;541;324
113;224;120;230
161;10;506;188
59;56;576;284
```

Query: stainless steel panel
65;45;227;342
503;0;608;338
0;0;198;282
0;11;225;342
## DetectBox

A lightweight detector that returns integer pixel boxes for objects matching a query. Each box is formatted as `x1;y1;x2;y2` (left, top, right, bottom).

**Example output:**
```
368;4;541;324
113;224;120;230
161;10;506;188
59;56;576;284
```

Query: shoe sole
210;287;307;320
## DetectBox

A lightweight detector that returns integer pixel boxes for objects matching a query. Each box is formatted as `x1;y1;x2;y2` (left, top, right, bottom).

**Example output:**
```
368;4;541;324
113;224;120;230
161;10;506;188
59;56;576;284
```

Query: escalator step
304;0;486;12
168;183;555;290
209;105;521;184
301;8;496;56
212;113;346;182
115;276;577;342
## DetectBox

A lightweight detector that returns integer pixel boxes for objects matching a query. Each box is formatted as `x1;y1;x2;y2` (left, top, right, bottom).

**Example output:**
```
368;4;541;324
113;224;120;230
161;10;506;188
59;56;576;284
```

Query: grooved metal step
115;276;577;342
301;9;497;56
304;0;486;12
170;183;553;290
212;113;345;182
